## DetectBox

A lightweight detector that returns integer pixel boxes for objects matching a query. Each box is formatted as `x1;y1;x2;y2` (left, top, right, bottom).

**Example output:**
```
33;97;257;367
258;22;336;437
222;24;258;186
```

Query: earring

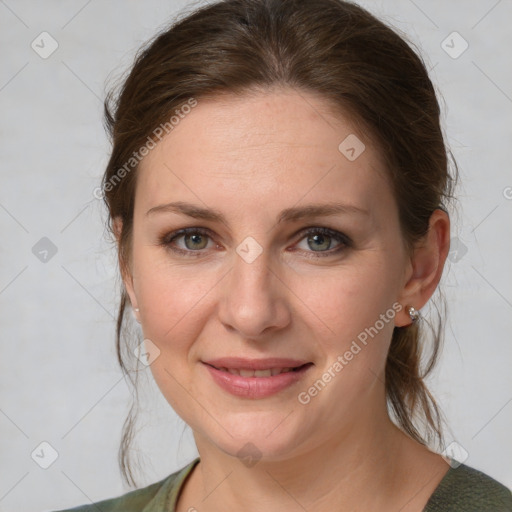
132;307;141;324
407;305;420;323
134;308;139;312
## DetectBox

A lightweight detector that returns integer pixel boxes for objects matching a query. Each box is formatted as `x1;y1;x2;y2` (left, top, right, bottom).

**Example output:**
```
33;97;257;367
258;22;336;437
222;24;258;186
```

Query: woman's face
121;88;414;461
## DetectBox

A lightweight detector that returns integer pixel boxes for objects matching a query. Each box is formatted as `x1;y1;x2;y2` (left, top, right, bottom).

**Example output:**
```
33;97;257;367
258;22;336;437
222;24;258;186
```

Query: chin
201;410;311;463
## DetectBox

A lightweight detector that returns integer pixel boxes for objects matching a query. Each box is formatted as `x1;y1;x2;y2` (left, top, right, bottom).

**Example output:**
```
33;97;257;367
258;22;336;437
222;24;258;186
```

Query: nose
217;244;292;340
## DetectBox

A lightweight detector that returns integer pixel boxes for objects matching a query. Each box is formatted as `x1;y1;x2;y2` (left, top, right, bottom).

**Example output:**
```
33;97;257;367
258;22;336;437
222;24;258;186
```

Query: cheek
304;259;399;333
135;260;217;350
132;258;219;421
296;256;401;381
130;245;229;392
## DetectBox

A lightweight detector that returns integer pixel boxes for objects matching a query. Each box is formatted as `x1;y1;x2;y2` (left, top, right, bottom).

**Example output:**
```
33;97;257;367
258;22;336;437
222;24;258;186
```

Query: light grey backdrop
1;1;511;511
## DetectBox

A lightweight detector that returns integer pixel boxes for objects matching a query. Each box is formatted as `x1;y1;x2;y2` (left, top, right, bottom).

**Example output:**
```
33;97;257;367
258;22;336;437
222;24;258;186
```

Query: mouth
201;358;314;399
204;364;311;377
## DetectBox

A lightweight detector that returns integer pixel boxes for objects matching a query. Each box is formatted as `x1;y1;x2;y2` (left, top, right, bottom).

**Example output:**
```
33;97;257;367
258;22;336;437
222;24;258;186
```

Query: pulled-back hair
101;0;456;487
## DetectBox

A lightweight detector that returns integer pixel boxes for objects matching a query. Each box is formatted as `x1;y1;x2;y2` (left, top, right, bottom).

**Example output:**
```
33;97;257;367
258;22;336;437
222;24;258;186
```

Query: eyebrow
146;201;368;227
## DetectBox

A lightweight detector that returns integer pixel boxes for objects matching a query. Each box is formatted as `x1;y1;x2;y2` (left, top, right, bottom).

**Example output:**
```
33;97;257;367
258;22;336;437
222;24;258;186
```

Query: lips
214;367;298;377
203;357;311;371
202;357;313;399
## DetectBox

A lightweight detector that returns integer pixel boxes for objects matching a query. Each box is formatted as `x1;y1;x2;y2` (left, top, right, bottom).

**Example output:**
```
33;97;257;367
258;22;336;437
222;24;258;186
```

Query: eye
160;227;215;256
159;226;351;258
293;227;351;258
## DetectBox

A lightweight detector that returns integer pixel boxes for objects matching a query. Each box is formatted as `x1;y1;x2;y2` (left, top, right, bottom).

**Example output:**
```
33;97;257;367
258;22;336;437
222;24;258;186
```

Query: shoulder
51;478;166;512
50;459;199;512
424;462;512;511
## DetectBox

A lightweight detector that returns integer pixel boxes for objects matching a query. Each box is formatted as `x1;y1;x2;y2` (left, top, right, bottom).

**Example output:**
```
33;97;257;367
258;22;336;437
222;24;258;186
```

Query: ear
395;209;450;327
113;216;140;320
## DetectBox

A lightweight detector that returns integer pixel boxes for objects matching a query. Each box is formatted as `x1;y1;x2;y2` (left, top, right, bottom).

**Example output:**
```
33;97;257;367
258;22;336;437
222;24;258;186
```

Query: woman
55;0;512;510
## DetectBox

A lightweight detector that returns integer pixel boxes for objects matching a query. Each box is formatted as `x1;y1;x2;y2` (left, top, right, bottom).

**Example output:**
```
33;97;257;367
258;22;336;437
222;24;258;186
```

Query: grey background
0;1;511;511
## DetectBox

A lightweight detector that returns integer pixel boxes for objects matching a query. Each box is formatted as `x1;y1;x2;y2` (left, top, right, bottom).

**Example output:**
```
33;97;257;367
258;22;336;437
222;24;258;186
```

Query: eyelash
158;226;352;259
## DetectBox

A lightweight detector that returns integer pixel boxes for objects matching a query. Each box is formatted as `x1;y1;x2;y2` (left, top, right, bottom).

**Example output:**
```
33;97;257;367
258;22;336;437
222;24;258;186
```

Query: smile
202;359;314;399
210;366;301;377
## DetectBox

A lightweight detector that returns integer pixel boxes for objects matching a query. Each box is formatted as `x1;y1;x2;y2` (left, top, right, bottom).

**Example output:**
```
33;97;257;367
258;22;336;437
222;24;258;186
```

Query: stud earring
407;305;420;323
132;307;141;324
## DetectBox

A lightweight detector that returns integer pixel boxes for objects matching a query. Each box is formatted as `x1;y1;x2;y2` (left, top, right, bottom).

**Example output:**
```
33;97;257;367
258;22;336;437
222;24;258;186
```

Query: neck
179;402;444;512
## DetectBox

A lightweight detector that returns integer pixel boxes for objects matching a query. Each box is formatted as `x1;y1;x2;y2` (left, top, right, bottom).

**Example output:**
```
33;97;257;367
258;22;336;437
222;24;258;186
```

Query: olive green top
52;457;512;511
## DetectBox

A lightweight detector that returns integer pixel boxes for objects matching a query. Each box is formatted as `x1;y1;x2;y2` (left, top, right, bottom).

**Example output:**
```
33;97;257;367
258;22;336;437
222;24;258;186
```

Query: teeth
254;369;272;377
218;367;295;377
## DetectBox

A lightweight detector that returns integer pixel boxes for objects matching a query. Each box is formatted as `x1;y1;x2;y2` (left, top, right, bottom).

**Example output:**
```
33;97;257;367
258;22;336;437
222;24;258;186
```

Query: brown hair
101;0;456;487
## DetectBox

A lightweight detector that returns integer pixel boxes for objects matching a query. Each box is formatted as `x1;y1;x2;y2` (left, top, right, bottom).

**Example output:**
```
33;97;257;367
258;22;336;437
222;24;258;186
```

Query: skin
114;88;451;511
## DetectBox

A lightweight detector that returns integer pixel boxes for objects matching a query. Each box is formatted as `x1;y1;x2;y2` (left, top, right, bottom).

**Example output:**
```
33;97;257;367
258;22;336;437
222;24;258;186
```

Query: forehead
135;89;391;219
